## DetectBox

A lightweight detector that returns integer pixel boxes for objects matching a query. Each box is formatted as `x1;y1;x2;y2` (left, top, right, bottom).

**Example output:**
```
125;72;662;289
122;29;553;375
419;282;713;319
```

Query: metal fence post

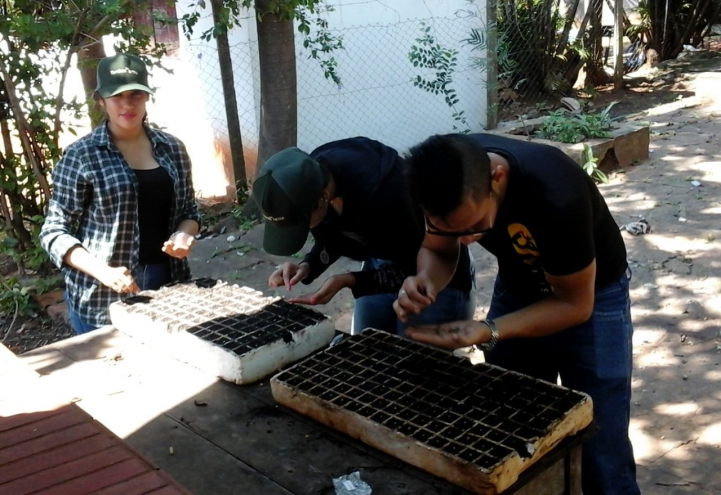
614;0;624;90
210;0;246;199
486;0;499;130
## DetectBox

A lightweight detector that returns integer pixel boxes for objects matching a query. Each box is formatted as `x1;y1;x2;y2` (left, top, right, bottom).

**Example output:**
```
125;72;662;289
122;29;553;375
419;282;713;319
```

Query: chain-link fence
493;0;620;120
173;8;490;179
182;36;261;156
158;0;635;193
294;17;486;152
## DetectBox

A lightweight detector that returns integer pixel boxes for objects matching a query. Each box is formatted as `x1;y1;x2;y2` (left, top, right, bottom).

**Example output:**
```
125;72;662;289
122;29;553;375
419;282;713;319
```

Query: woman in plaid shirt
40;53;201;334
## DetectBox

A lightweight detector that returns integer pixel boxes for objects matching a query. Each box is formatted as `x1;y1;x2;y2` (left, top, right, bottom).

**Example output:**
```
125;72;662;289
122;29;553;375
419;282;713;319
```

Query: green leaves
0;275;48;320
408;22;468;131
581;144;609;184
537;105;614;144
298;5;344;86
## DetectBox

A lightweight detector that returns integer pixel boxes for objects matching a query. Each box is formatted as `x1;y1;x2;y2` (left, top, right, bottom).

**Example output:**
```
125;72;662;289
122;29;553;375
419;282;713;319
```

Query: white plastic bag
333;471;372;495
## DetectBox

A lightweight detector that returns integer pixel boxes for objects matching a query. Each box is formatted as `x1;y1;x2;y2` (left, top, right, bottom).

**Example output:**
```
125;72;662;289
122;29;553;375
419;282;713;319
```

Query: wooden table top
4;327;588;495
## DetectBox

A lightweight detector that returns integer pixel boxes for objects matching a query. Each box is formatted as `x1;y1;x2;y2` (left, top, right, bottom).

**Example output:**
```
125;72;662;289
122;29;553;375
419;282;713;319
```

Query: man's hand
393;275;438;322
405;320;490;349
269;262;311;291
288;273;355;305
98;265;140;294
162;232;196;259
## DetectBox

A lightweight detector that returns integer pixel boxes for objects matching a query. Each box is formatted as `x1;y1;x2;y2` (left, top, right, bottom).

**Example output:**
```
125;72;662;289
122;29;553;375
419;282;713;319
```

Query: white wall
296;0;488;152
62;0;489;197
144;6;259;198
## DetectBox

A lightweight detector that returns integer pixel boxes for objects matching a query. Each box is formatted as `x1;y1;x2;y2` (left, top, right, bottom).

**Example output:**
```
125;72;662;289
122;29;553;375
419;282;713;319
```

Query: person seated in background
40;53;200;334
252;137;475;335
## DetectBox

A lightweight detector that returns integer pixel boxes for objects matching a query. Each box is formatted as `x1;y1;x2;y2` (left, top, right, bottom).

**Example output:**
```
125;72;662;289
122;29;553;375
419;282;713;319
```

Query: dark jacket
301;137;472;297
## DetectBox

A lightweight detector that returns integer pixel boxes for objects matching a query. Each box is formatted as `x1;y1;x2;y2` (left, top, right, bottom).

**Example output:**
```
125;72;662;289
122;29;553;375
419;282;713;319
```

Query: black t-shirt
467;134;627;303
301;137;473;296
134;166;174;265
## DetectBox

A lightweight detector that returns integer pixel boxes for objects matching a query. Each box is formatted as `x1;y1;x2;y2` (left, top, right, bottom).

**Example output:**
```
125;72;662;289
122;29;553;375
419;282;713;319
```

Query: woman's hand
162;231;196;259
98;265;140;294
288;273;355;305
269;262;311;291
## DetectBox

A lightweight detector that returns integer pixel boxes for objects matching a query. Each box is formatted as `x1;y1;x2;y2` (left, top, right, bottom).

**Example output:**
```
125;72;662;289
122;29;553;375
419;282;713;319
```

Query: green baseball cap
95;53;153;98
252;148;326;256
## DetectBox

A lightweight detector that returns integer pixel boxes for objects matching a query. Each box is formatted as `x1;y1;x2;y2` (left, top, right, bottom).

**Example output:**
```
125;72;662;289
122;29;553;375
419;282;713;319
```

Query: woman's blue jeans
67;263;171;335
485;269;640;495
351;257;476;336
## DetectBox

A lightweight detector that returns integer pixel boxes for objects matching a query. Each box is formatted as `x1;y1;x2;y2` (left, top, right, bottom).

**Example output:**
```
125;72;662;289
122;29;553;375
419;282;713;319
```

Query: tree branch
672;0;711;57
0;57;52;203
81;0;134;44
53;7;90;149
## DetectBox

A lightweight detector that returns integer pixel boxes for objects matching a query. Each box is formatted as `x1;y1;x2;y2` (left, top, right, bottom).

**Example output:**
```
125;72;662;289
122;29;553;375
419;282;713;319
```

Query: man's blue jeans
67;263;171;335
485;270;640;495
351;257;475;336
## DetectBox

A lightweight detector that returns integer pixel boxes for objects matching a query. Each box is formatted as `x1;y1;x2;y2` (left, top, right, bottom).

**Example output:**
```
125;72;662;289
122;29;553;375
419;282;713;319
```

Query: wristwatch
477;319;499;352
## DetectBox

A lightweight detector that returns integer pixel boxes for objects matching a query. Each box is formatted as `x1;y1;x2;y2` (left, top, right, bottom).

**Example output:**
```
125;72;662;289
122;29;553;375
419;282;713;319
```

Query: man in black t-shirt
252;137;475;335
395;133;639;495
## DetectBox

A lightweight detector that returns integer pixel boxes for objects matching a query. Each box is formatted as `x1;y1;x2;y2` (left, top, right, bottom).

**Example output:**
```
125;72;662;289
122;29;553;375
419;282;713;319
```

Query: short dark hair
405;134;491;218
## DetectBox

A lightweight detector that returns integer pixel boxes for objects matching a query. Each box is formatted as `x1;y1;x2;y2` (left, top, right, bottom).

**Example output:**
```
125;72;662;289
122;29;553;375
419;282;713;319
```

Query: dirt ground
2;47;721;493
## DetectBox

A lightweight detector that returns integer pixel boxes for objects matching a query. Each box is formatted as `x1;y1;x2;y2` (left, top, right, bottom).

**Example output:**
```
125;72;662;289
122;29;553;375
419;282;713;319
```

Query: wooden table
7;327;590;495
0;343;192;495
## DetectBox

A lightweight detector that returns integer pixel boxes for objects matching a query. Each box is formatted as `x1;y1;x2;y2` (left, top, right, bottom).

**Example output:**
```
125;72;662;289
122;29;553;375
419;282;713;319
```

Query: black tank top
134;167;174;264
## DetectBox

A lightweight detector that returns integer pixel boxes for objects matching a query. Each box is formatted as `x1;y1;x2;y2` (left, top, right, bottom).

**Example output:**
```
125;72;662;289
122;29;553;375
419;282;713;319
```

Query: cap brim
99;83;154;98
262;219;310;256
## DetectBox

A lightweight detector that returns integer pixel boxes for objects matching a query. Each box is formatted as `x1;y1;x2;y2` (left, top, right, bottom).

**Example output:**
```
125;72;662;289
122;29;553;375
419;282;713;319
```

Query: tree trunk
613;0;624;90
210;0;247;202
585;0;610;86
0;56;52;203
77;41;107;127
0;122;33;255
671;0;711;57
243;0;298;218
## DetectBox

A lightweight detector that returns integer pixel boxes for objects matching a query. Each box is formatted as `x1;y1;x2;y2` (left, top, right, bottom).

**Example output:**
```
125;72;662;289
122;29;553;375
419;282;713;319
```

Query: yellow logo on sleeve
508;223;540;266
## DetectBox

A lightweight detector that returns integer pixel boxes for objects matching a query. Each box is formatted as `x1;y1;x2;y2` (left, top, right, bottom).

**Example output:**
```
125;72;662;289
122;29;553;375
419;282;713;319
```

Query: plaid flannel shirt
40;123;201;327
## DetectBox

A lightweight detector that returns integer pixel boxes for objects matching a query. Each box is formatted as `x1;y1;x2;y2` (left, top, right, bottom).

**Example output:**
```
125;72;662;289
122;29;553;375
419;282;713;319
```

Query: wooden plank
93;471;169;495
504;430;593;494
0;422;99;465
0;445;134;494
0;409;89;450
0;408;66;433
513;458;565;495
31;458;149;495
146;486;189;495
0;432;113;483
566;447;582;495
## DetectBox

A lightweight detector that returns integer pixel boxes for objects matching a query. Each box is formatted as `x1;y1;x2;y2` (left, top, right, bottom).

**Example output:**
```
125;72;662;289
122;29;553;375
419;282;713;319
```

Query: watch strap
478;319;499;352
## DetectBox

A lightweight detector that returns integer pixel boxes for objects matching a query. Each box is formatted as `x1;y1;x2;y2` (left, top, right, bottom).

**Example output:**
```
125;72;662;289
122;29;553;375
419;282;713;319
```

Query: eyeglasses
424;215;493;237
